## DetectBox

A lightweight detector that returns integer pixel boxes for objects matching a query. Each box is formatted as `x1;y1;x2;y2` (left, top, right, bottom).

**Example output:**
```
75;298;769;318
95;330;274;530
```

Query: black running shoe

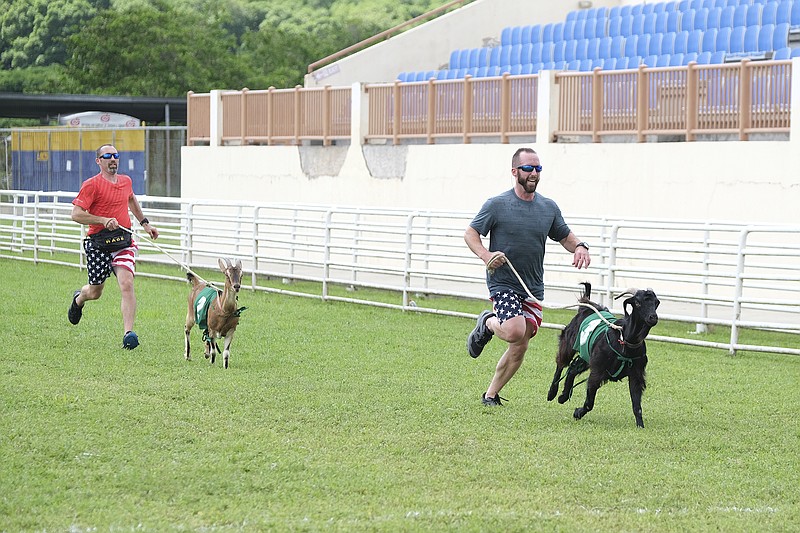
467;310;495;358
482;393;506;406
123;331;139;350
68;290;83;325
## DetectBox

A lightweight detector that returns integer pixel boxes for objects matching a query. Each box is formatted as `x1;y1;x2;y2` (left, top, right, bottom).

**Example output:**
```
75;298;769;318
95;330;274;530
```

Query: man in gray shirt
465;147;591;406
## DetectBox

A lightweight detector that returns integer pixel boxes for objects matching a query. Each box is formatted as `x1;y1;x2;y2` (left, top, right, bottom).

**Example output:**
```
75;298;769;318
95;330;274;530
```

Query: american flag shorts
489;290;543;337
83;237;139;285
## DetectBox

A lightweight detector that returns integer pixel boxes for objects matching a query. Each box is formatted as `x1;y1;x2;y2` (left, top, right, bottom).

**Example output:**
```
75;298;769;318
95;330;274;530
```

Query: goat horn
614;288;639;300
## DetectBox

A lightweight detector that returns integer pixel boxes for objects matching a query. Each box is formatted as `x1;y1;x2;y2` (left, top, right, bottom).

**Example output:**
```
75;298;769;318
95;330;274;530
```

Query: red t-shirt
72;173;133;236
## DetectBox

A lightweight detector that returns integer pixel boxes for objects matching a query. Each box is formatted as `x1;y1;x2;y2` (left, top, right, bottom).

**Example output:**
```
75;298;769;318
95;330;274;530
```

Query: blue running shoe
123;331;139;350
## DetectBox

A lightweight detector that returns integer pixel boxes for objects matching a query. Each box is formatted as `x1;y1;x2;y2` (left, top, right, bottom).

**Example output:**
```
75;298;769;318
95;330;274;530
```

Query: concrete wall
181;139;799;226
304;0;623;87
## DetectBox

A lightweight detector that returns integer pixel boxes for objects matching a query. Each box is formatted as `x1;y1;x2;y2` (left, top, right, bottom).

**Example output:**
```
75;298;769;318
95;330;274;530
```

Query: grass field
1;258;798;532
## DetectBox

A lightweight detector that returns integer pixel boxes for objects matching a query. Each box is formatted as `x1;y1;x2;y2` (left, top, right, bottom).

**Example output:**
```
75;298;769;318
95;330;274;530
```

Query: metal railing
2;189;798;356
187;59;793;145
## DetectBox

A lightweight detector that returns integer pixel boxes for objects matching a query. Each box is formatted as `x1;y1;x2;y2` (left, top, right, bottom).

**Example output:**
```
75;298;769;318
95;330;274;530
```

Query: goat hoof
558;394;570;404
573;408;586;420
547;387;558;402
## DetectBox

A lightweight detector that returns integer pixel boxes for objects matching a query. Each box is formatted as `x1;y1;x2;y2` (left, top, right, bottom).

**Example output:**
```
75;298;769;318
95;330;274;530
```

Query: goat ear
234;258;242;270
218;258;229;271
623;297;635;317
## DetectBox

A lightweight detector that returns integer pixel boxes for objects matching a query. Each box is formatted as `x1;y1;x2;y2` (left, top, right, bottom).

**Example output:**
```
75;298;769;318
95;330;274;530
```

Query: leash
120;226;221;290
486;251;623;333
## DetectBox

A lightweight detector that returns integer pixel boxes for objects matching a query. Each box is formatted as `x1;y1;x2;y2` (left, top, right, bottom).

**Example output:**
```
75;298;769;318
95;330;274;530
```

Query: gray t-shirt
470;189;571;300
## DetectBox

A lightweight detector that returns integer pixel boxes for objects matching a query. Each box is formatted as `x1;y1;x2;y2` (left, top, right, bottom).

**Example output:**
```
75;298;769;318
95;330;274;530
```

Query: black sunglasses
516;164;542;173
99;153;120;159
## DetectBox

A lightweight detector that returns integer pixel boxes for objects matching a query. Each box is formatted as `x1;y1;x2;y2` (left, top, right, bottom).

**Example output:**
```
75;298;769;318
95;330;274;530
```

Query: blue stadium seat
716;27;731;52
520;63;534;75
678;0;691;12
713;0;727;8
710;50;726;63
776;1;792;25
567;59;580;70
792;2;800;26
468;48;481;68
729;26;746;52
628;55;644;68
595;6;608;19
743;25;760;52
541;42;555;63
553;60;566;70
690;0;703;10
500;27;512;46
707;6;722;29
733;4;748;27
598;36;612;58
773;46;791;59
609;6;622;19
511;26;522;45
757;24;774;52
509;64;522;75
655;11;669;33
683;51;699;63
632;13;646;34
520;25;532;44
541;61;556;70
696;51;713;64
620;15;635;36
632;3;644;16
674;30;690;54
687;29;703;53
702;28;718;52
574;20;588;40
620;5;632;18
610;35;625;58
719;6;735;28
693;8;710;30
649;33;663;56
657;53;671;66
579;58;594;71
661;31;677;54
553;40;567;62
670;52;685;65
519;43;532;64
761;2;778;25
615;56;630;69
587;17;607;39
575;39;590;60
643;2;656;15
725;0;737;7
499;45;512;66
602;57;617;69
773;22;790;49
665;1;678;12
396;72;409;82
489;46;501;67
552;22;565;42
791;47;800;57
625;34;639;56
530;43;543;64
448;50;460;69
608;16;623;37
644;12;658;34
586;38;601;59
510;44;523;65
459;49;471;68
681;9;695;31
564;20;577;41
445;69;459;79
667;10;682;32
643;54;658;67
531;24;543;44
477;48;490;68
542;23;554;43
566;10;578;22
564;40;578;62
654;1;668;14
638;33;652;56
745;4;762;27
436;69;448;80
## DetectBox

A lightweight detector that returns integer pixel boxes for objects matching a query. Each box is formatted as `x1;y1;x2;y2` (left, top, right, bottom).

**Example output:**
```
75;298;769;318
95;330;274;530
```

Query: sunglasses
99;153;120;159
516;164;542;173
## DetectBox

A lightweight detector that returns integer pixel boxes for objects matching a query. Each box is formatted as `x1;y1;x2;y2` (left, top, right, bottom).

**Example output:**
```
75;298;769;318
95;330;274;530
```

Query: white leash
486;251;622;332
120;226;221;290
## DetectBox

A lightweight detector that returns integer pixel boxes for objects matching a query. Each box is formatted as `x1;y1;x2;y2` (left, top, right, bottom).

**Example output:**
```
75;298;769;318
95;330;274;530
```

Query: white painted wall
181;139;799;226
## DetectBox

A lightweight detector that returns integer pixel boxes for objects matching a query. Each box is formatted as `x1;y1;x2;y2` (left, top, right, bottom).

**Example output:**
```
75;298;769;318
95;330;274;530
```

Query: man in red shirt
68;144;159;350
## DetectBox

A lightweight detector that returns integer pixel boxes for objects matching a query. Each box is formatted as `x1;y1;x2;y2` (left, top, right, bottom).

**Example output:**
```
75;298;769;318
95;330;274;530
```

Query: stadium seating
419;0;800;81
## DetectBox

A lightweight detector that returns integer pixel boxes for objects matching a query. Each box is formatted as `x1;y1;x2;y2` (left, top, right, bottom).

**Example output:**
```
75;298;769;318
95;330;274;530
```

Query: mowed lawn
1;259;798;532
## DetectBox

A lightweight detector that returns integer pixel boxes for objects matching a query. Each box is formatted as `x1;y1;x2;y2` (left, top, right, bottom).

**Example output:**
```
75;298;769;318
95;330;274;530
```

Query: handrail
307;0;474;75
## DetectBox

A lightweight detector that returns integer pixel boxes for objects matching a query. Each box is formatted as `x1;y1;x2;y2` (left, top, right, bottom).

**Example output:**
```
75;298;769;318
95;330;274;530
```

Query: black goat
547;282;660;428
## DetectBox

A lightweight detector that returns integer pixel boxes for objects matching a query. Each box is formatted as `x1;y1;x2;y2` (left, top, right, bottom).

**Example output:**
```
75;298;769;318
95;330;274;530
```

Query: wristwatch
576;242;589;250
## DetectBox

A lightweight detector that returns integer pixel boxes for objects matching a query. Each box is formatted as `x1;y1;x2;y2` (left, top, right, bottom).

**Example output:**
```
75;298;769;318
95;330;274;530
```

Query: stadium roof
0;93;186;125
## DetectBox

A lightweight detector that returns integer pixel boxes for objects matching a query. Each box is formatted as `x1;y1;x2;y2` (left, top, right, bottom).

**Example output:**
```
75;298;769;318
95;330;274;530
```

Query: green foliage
1;258;799;530
1;0;455;96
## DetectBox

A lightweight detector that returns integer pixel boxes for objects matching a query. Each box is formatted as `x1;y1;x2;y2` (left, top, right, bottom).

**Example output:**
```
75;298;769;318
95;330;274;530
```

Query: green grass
1;259;798;531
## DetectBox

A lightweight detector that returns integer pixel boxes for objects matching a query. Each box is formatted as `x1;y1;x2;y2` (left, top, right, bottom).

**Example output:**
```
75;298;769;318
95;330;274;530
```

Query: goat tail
186;272;204;289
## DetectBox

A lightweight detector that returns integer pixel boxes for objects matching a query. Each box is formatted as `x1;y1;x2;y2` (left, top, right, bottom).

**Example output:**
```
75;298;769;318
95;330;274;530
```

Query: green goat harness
573;311;640;379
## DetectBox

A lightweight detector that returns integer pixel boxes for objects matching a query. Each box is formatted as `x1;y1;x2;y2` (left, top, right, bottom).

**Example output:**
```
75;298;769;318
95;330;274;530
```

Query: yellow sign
37;151;49;161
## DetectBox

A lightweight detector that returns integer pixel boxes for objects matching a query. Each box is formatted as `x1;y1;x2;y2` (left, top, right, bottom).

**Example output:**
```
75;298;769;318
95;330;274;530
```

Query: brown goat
184;258;244;369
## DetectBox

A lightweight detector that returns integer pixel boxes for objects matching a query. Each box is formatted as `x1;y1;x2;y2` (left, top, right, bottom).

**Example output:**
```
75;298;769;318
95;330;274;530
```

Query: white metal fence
1;189;798;356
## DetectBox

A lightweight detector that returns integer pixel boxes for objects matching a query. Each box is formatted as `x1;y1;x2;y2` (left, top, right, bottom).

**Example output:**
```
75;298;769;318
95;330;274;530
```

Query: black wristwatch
139;218;150;226
576;242;589;250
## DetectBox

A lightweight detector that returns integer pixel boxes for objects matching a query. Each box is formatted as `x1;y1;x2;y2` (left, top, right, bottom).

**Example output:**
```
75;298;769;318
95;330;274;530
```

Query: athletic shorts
490;290;543;338
83;237;139;285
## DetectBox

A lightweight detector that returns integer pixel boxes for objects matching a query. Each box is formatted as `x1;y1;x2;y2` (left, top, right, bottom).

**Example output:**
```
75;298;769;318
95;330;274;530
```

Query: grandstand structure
182;0;800;227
